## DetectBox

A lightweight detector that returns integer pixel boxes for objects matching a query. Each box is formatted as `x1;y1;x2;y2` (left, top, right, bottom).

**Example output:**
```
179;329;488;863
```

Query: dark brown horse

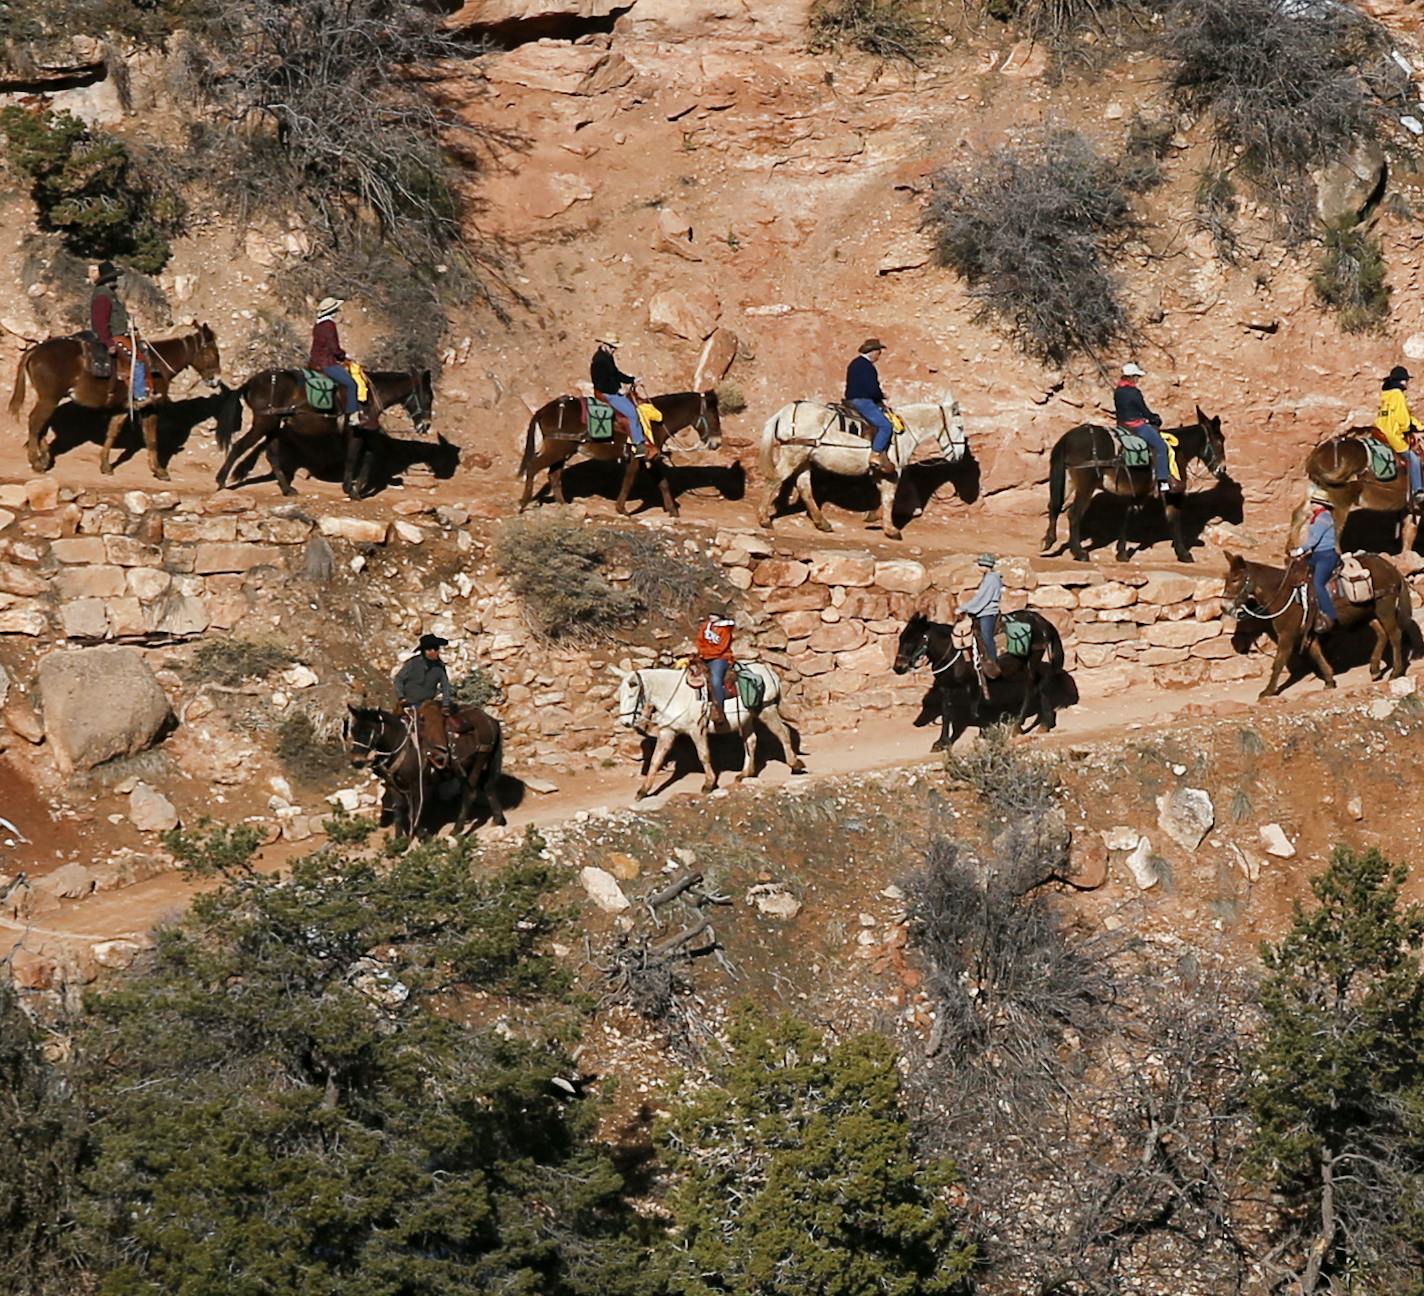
1042;408;1229;563
214;368;435;499
893;610;1066;749
9;323;223;480
1222;550;1420;700
1301;431;1420;552
517;389;722;516
343;702;505;838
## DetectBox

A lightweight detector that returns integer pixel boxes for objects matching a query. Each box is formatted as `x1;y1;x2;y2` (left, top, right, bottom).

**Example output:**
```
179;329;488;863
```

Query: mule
343;702;505;838
517;390;723;516
1042;408;1228;563
214;368;435;499
757;399;968;541
613;662;803;798
1300;432;1421;553
1222;550;1420;700
9;323;223;480
893;610;1066;749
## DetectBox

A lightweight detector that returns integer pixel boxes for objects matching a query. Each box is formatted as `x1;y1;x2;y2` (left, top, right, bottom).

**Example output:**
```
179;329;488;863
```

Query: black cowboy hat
96;260;119;284
417;633;449;652
1389;365;1412;384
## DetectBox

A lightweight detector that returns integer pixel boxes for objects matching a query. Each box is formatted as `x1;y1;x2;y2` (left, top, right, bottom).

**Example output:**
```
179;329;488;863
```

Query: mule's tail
516;410;540;478
759;407;785;480
1402;578;1424;657
214;381;246;452
8;349;29;419
1046;436;1068;523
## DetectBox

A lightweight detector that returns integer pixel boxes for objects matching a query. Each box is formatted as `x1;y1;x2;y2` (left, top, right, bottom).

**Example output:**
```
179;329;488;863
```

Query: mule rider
698;610;736;728
89;261;149;402
1114;363;1171;496
310;297;377;430
395;633;468;754
1291;487;1339;635
1374;365;1423;507
591;334;654;459
845;337;896;476
959;553;1003;696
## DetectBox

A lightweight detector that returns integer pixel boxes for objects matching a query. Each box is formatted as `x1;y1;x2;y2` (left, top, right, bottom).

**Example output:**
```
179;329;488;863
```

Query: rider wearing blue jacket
1114;362;1171;496
1291;488;1339;633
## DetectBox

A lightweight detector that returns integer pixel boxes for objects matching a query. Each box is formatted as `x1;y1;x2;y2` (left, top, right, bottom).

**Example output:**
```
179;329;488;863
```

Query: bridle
618;672;653;730
897;627;963;676
1192;420;1227;481
401;369;433;434
1227;565;1304;622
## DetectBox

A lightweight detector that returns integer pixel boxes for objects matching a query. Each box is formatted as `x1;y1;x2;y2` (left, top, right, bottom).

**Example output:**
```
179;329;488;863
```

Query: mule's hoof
885;530;903;541
154;469;170;482
1323;678;1337;689
1072;552;1089;564
930;738;948;753
634;786;651;801
790;761;807;775
1177;553;1195;564
99;462;114;476
814;521;833;533
701;781;717;794
493;814;507;827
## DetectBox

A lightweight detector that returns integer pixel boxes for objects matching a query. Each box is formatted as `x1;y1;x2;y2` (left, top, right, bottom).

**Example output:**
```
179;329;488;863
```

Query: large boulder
37;646;172;774
648;286;721;342
1314;140;1387;229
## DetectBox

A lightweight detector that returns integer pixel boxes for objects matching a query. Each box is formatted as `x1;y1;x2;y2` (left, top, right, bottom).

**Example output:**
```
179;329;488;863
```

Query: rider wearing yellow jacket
1374;365;1422;503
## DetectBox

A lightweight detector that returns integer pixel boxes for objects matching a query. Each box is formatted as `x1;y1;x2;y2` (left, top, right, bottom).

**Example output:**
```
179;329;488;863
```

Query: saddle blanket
1112;426;1181;481
1366;438;1399;482
302;368;339;412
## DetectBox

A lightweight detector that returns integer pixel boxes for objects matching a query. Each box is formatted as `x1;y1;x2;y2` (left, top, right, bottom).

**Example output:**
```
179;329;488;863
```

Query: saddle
828;402;905;439
407;702;490;771
72;329;113;379
1110;425;1182;483
683;660;765;710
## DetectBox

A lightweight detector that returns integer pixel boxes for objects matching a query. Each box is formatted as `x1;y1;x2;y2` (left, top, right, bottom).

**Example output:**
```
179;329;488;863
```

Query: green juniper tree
1249;847;1424;1295
658;1005;975;1296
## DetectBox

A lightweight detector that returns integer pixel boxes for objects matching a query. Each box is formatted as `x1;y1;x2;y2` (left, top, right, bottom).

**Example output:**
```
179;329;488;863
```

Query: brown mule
1300;432;1421;553
516;389;722;517
1222;550;1421;700
8;323;222;480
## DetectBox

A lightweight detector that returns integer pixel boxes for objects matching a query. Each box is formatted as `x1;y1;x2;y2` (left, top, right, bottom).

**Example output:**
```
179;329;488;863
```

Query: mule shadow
1230;614;1407;694
377;769;527;836
638;718;804;794
911;667;1081;746
555;458;746;512
1065;475;1244;560
1340;506;1413;555
45;390;227;472
789;455;982;531
231;428;460;495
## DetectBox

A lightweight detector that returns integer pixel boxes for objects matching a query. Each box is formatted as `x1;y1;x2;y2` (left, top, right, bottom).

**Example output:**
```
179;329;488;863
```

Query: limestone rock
648;285;721;342
37;645;172;773
1258;823;1296;858
807;549;876;587
874;560;928;594
605;851;641;881
1126;836;1162;889
92;938;146;969
3;696;43;743
485;43;633;96
318;516;390;545
693;328;738;391
654;206;702;262
1078;581;1137;610
747;882;802;920
1313;140;1387;229
35;862;94;899
1156;787;1214;852
59;599;109;640
1101;826;1141;851
579;865;630;913
0;562;46;597
128;783;179;833
25;477;59;511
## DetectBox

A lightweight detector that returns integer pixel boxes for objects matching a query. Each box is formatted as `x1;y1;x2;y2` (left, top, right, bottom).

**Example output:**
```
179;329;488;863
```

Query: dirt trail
0;649;1380;956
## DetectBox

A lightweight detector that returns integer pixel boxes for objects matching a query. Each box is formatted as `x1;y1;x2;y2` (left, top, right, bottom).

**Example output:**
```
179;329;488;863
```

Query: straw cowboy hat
1121;362;1146;378
597;333;622;348
316;297;344;317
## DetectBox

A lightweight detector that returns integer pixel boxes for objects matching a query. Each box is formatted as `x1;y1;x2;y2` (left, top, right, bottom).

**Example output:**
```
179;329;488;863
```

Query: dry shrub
923;128;1136;365
981;0;1157;46
1313;225;1389;332
275;712;347;783
1164;0;1391;217
713;380;747;414
494;514;725;643
186;637;291;685
808;0;939;60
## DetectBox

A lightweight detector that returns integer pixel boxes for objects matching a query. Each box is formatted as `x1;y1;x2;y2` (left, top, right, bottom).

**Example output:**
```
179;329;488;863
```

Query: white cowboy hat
1121;362;1146;378
598;333;622;348
1308;486;1332;505
317;297;344;316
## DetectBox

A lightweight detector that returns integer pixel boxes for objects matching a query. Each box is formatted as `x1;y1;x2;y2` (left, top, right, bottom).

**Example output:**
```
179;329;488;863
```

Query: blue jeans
977;613;999;661
1408;450;1421;495
323;365;359;415
600;392;645;445
1309;549;1339;622
708;658;730;704
849;399;894;452
1130;422;1171;484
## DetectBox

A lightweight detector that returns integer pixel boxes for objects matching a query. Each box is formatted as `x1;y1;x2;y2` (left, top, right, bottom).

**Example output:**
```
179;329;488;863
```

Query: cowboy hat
95;260;119;284
1121;362;1146;378
1307;486;1332;505
1389;364;1412;384
316;296;344;316
417;633;449;652
597;333;622;348
976;553;997;568
859;338;887;354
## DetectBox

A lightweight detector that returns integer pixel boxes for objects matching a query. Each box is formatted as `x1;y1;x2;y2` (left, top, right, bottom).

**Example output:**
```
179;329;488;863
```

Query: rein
1229;567;1305;622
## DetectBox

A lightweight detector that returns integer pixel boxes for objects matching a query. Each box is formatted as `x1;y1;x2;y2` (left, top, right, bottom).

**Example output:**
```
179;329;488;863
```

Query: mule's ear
1224;550;1239;567
606;665;629;681
1195;404;1207;423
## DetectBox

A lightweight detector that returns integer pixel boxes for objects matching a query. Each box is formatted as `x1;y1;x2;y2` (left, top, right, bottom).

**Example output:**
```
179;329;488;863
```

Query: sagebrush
1313;226;1389;332
494;513;727;642
185;636;290;685
923;128;1137;365
1164;0;1391;218
808;0;938;60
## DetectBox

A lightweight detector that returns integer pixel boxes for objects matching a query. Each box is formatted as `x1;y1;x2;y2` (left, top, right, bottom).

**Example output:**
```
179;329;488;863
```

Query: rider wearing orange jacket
698;611;735;727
